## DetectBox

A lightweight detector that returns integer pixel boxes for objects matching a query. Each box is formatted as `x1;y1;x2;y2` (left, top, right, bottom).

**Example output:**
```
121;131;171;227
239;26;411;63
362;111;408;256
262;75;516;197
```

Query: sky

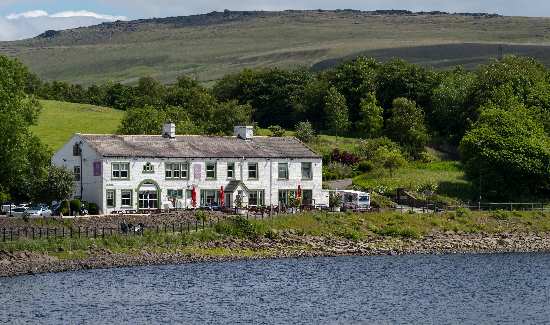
1;0;550;41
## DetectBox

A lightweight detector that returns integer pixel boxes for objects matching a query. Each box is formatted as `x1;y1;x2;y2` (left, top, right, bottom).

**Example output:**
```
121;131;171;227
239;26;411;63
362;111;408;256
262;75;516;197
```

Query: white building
52;124;327;214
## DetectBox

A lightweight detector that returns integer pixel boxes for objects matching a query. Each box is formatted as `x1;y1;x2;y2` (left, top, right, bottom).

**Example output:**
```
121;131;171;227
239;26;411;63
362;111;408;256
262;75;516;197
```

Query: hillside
3;10;550;84
32;100;123;150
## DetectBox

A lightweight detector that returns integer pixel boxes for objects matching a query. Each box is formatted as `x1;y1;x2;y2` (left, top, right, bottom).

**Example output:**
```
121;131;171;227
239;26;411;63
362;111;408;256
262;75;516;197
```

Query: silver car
24;206;52;218
9;207;28;217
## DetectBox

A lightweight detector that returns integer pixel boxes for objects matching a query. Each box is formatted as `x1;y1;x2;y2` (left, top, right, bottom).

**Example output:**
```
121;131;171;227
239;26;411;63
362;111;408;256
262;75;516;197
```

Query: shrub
454;207;471;218
295;121;316;143
323;162;355;180
214;216;264;240
357;137;401;160
330;149;361;166
357;160;375;173
69;199;81;215
60;200;70;216
268;125;285;137
329;192;343;208
88;203;99;215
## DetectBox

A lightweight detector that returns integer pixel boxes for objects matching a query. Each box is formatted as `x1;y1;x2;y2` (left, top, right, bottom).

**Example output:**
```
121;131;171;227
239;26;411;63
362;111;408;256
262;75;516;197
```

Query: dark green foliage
268;125;285;137
70;199;82;215
356;93;384;138
324;86;350;136
35;166;74;204
88;203;99;215
385;98;429;157
460;106;550;200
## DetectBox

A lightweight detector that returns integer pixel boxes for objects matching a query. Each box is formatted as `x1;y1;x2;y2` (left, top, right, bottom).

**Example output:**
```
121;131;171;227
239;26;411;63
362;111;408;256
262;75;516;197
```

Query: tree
35;166;74;204
372;146;407;177
460;106;550;200
324;87;350;136
208;100;252;135
118;106;168;135
356;93;383;138
0;55;50;201
295;121;316;143
385;98;428;157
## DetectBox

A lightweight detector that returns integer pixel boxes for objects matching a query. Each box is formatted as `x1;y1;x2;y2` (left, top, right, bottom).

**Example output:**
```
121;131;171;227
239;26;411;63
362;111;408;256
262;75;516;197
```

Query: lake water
1;253;550;324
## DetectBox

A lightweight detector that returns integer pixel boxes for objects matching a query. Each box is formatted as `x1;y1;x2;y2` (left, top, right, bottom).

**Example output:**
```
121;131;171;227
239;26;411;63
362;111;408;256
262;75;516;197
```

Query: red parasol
219;186;225;207
297;185;302;199
191;186;197;208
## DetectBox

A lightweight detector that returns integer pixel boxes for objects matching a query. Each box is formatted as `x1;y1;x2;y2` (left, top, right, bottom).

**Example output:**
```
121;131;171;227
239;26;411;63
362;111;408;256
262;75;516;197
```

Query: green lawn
31;100;124;151
353;161;475;204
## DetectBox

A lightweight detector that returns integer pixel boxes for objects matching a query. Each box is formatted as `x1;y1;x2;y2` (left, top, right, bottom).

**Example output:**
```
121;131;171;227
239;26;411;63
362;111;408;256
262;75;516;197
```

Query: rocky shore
3;232;550;278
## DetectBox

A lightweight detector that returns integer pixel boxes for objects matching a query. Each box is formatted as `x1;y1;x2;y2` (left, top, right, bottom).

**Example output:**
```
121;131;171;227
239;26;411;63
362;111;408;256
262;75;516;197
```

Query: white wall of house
52;134;103;207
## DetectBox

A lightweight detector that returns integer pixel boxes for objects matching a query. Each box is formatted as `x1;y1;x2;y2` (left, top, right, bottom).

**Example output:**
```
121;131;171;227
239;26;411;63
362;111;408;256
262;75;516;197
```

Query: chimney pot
234;126;254;140
163;122;176;138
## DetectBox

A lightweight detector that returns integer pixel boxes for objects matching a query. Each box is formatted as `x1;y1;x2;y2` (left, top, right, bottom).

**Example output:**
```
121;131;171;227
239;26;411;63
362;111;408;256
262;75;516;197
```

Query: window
73;166;81;181
167;189;184;199
200;189;219;206
278;163;289;180
278;189;297;206
227;162;235;179
138;191;158;209
121;190;132;207
206;162;217;179
165;162;189;179
248;190;265;207
72;143;81;156
112;162;130;179
143;162;154;173
248;162;258;180
106;190;116;208
301;162;313;180
303;190;313;205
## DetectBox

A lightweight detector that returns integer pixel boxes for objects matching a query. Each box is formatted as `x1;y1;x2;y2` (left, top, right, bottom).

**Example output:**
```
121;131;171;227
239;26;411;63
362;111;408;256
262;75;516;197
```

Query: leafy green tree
430;68;477;144
35;166;74;204
295;121;316;143
324;87;350;136
372;146;407;177
0;55;50;201
460;106;550;200
385;98;428;157
118;106;167;135
208;101;252;135
356;93;383;138
135;76;166;108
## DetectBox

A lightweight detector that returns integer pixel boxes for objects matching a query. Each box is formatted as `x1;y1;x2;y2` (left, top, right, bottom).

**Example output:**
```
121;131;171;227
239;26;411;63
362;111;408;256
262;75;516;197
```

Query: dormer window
143;162;154;174
72;143;81;156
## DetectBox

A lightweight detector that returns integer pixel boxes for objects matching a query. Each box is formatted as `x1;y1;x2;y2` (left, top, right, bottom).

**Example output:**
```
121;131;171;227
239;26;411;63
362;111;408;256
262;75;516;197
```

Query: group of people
120;221;145;234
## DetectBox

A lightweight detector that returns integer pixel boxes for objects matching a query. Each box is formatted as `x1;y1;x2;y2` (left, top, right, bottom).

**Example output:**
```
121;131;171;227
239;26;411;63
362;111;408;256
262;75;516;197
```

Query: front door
224;193;233;208
139;191;158;209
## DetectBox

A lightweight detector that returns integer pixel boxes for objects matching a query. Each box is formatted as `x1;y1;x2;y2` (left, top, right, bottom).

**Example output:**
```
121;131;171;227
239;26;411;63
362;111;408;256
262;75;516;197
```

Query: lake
1;253;550;324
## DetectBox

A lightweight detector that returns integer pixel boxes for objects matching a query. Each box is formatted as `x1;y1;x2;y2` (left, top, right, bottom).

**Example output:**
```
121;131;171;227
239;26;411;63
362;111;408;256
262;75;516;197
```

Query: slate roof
224;180;249;193
79;135;321;159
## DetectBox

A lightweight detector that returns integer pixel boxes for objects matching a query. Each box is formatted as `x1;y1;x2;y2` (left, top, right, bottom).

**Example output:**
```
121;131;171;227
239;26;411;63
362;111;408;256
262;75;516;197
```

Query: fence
393;202;550;213
0;209;281;243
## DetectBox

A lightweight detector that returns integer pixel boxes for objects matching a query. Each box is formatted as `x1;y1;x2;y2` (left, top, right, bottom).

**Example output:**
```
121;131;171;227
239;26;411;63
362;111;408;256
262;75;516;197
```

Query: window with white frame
301;162;313;180
165;162;189;179
106;190;116;208
227;162;235;179
73;166;81;181
278;163;289;180
143;162;154;173
248;162;258;180
206;162;217;179
121;190;132;207
248;190;265;206
112;163;130;179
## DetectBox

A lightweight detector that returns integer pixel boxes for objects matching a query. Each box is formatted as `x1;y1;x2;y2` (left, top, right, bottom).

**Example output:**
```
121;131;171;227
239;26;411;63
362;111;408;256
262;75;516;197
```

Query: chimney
234;125;254;140
162;122;176;139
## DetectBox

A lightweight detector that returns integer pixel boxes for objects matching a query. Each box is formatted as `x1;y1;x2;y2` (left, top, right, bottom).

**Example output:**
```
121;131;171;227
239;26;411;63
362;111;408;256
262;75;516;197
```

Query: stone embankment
2;232;550;277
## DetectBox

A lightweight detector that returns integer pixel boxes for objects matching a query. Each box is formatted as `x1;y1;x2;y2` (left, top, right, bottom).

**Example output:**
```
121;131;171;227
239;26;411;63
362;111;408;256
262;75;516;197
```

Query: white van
334;190;371;211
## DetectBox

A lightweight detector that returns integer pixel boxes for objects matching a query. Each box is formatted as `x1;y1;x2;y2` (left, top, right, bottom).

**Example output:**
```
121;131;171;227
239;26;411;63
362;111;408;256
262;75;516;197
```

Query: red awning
219;186;225;207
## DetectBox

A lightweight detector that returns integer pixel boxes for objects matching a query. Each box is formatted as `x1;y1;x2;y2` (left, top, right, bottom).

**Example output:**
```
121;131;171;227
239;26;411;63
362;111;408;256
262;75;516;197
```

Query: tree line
5;54;550;201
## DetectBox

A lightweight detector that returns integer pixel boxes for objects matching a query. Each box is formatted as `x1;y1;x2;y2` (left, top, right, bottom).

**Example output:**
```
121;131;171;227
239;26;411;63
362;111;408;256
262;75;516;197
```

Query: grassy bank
31;100;124;150
2;210;549;259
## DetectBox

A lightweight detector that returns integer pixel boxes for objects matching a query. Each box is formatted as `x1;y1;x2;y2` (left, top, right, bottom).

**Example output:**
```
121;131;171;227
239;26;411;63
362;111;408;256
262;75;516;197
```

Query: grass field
31;100;124;150
353;161;475;204
3;11;550;84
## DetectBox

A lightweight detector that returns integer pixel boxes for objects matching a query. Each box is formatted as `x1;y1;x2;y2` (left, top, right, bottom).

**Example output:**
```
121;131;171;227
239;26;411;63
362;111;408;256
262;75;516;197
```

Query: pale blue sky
1;0;550;41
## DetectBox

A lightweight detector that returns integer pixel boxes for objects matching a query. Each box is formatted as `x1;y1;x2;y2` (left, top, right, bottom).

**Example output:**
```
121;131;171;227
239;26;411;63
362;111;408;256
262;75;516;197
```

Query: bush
69;199;81;215
329;192;343;208
357;137;401;160
268;125;285;137
357;160;375;173
60;200;70;216
214;216;264;240
295;121;316;143
88;203;99;215
330;149;361;166
323;162;355;180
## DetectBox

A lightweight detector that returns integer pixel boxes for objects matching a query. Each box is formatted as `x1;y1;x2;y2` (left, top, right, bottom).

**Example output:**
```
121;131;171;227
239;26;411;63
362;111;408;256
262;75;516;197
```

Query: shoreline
3;232;550;277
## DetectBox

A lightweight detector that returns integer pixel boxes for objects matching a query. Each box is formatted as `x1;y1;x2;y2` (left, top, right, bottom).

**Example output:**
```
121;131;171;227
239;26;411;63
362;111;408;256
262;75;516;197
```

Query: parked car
24;206;52;218
1;204;17;215
9;207;28;217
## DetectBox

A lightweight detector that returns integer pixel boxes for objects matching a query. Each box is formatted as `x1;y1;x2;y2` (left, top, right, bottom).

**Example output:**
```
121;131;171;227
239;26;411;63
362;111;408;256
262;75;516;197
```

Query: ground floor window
278;190;297;206
121;190;133;207
106;190;115;208
302;190;313;205
167;189;184;199
139;191;158;209
248;190;265;206
200;189;219;206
